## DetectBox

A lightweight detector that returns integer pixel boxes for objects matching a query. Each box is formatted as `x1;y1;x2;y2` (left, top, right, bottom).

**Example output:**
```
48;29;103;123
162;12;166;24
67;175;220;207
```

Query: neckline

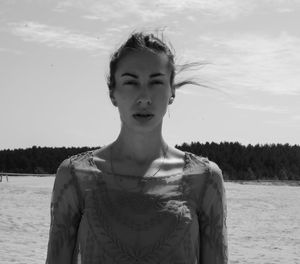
89;150;192;180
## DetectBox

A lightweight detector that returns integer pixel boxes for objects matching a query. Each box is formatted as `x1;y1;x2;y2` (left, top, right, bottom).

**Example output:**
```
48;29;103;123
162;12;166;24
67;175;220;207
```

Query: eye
124;81;138;86
151;80;164;85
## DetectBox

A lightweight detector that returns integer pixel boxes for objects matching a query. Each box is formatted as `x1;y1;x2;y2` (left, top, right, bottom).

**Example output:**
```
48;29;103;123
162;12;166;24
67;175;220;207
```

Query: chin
124;117;163;133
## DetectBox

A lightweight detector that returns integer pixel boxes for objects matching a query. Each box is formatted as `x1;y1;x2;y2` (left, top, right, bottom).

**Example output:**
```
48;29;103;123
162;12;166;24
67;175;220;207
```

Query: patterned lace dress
45;150;228;264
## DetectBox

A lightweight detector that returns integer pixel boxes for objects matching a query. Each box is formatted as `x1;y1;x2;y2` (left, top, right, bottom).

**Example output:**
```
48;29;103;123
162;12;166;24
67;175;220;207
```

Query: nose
137;97;152;106
136;87;152;106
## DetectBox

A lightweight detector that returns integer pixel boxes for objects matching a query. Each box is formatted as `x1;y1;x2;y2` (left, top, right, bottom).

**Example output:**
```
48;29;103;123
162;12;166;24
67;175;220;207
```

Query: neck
111;123;168;164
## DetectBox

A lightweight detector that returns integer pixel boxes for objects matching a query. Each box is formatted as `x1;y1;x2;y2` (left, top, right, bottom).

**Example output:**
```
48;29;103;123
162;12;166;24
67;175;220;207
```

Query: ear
111;97;118;106
109;89;118;107
168;87;175;105
171;86;176;99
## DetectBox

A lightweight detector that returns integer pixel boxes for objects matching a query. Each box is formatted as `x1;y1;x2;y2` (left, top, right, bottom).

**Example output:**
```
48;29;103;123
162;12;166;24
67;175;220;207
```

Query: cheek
115;86;134;101
153;92;170;111
156;85;172;100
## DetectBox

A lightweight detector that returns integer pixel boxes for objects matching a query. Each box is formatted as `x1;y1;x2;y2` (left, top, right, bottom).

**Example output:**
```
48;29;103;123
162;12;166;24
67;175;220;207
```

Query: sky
1;0;300;150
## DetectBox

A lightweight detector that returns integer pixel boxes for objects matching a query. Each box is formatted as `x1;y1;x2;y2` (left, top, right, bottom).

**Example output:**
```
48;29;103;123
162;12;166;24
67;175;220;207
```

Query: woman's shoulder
55;150;96;180
184;152;225;205
184;151;223;180
58;150;92;167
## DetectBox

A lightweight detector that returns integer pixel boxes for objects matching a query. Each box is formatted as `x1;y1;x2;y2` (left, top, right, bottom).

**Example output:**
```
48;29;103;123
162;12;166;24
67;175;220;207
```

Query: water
0;177;299;264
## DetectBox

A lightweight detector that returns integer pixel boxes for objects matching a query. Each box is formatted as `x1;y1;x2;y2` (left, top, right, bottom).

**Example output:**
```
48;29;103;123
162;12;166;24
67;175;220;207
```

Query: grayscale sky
1;0;300;149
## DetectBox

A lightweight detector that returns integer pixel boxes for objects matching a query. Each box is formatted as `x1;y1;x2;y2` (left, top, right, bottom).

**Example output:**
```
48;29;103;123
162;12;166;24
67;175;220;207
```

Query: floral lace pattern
45;151;228;264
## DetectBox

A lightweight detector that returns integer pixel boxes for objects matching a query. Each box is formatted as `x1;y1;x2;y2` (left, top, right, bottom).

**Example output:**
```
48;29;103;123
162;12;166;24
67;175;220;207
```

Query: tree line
0;142;299;181
176;142;300;181
0;146;97;174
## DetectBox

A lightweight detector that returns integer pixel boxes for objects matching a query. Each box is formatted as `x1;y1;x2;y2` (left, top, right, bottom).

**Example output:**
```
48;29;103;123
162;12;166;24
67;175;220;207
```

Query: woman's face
113;50;174;132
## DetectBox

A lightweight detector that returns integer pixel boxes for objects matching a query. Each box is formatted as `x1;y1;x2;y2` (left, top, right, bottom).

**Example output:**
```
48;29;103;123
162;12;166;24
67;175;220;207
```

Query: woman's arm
198;162;228;264
45;159;82;264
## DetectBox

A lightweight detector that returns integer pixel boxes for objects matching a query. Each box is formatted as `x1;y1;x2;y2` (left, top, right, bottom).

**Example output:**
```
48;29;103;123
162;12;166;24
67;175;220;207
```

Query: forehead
115;50;170;77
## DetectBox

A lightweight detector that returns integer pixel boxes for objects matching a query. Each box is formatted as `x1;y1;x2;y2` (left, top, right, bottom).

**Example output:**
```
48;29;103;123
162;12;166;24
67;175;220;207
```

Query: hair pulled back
107;32;176;98
107;31;207;100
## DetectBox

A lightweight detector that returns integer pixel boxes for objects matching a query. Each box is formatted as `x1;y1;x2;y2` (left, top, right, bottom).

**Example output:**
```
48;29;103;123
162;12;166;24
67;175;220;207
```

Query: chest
76;170;202;263
94;155;185;178
83;175;199;230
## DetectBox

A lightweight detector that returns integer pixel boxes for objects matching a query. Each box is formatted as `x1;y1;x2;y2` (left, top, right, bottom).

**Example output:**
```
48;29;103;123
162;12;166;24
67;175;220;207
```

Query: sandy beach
0;177;299;264
227;180;300;186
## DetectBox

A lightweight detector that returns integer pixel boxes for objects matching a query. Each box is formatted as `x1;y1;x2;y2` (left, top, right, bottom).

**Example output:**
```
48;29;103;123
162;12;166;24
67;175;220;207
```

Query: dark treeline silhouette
176;142;300;181
0;146;98;174
0;142;299;180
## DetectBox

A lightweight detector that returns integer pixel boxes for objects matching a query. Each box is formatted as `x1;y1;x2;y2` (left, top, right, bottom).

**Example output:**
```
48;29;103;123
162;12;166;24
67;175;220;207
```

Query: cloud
81;14;102;20
177;88;202;96
0;47;22;55
53;0;300;25
265;115;300;128
276;7;294;13
54;0;258;23
156;0;256;19
190;32;300;95
55;0;167;22
230;102;300;129
231;103;289;114
9;21;109;52
291;115;300;121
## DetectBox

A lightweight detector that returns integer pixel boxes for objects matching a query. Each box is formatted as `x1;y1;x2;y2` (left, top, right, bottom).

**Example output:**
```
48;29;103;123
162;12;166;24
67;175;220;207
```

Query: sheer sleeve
45;158;82;264
198;162;228;264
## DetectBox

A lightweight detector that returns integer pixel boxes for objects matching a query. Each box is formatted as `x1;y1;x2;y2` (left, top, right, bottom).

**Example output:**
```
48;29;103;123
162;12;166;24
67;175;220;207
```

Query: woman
46;32;228;264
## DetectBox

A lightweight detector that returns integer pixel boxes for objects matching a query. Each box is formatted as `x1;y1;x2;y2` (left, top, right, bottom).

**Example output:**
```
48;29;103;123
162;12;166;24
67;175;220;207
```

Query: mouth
132;113;154;120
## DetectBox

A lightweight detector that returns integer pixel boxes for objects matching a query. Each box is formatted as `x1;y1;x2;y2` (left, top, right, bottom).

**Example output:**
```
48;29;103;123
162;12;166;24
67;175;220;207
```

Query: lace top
45;150;228;264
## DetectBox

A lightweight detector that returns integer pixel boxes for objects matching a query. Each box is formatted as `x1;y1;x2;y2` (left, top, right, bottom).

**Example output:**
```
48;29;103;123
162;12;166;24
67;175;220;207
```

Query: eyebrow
121;73;138;78
121;72;166;78
150;73;165;78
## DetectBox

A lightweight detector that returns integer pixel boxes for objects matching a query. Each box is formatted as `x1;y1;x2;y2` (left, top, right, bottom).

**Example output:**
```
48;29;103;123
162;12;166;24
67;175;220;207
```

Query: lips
133;112;154;118
133;113;154;117
132;112;154;120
